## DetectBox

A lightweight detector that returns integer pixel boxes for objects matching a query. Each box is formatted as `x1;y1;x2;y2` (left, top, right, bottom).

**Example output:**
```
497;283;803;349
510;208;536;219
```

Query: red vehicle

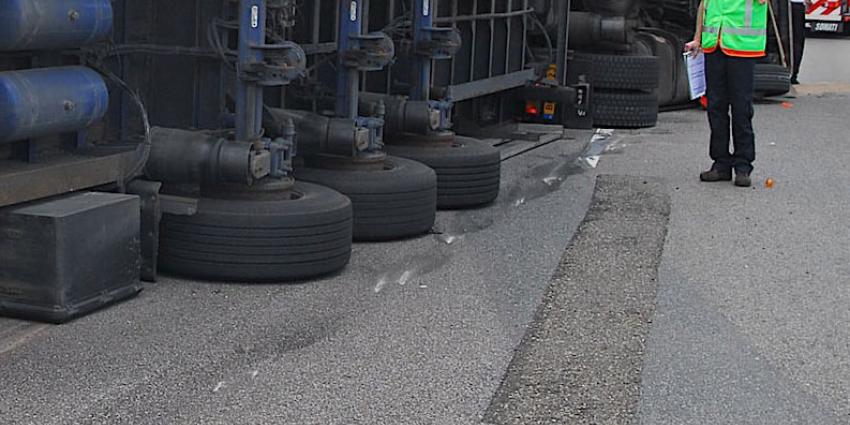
807;0;850;34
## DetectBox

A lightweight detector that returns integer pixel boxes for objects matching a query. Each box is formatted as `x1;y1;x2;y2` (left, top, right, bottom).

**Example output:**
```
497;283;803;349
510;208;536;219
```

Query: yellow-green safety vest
702;0;768;57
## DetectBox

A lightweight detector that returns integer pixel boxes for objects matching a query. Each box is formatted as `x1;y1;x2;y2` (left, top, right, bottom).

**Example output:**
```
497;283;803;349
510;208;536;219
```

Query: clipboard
685;52;706;100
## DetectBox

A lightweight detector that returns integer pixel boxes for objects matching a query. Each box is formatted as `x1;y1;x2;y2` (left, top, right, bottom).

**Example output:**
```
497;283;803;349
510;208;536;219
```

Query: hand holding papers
685;51;706;100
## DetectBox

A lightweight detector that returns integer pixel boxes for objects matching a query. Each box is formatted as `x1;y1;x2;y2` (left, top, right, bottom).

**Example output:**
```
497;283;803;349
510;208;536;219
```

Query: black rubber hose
529;13;555;62
90;64;152;182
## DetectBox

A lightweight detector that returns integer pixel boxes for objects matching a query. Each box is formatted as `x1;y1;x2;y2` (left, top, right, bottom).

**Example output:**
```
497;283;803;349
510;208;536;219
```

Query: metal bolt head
63;100;75;112
68;9;80;21
250;151;272;180
354;128;370;151
429;109;441;130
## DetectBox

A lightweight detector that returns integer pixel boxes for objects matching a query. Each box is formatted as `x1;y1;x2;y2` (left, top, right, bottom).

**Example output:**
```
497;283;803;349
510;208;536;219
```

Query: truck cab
807;0;850;34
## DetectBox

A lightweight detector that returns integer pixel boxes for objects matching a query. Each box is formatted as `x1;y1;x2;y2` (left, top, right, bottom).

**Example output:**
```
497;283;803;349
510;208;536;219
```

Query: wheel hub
200;177;298;201
387;131;457;148
305;152;388;171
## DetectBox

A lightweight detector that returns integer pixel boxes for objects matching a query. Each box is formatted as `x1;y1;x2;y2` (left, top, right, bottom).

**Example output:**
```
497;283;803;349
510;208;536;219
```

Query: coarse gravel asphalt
486;175;671;425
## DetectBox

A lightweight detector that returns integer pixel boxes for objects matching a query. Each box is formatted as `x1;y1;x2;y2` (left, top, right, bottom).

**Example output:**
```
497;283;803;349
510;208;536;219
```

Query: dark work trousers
791;2;807;80
705;50;756;174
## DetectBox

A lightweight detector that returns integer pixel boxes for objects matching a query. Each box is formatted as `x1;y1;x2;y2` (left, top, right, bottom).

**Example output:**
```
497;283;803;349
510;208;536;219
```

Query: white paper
685;52;706;100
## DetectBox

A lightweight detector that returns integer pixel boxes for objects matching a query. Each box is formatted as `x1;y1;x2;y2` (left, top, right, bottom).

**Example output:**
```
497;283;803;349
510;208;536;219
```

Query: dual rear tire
158;141;497;281
295;156;438;241
569;51;660;128
385;137;501;209
159;182;353;282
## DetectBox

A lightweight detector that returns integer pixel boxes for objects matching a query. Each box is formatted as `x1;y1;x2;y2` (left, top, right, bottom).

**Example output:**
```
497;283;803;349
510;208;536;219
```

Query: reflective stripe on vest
701;0;768;57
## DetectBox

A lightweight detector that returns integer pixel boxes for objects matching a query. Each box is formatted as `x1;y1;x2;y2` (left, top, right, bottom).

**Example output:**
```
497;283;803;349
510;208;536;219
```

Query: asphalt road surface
602;92;850;424
2;37;850;424
0;134;601;424
798;35;850;84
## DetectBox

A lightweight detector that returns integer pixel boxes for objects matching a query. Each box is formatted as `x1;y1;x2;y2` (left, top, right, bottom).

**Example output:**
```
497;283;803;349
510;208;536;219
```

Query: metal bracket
239;41;306;86
160;194;198;216
126;180;162;283
340;32;395;71
354;115;385;153
260;114;296;178
415;26;462;60
429;99;454;132
264;136;295;178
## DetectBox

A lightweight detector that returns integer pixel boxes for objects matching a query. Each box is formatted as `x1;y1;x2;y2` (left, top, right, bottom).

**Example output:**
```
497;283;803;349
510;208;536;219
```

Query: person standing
790;0;813;84
685;0;768;187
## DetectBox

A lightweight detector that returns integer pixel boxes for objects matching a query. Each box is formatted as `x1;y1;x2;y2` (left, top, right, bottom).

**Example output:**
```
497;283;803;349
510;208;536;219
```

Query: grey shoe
700;168;733;182
734;171;752;187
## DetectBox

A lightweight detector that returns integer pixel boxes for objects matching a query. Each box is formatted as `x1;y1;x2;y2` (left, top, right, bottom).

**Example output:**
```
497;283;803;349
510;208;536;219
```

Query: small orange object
546;64;558;81
765;178;775;189
781;101;794;109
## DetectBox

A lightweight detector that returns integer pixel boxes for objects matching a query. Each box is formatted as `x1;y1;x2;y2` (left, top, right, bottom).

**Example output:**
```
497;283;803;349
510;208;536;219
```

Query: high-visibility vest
702;0;768;57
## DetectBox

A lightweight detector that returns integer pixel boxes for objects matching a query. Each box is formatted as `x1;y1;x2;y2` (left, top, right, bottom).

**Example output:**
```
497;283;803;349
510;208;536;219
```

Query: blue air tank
0;0;113;51
0;66;109;144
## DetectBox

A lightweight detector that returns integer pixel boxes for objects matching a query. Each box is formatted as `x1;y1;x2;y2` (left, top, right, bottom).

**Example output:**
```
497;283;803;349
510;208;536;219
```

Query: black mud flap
127;180;163;283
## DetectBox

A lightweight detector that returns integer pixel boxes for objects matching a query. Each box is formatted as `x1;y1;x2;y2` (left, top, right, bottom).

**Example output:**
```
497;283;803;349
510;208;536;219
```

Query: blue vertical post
236;0;266;141
336;0;362;119
411;0;432;102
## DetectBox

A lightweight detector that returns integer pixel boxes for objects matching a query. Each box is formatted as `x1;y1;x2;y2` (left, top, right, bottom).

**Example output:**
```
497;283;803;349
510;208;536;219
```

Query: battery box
0;192;142;323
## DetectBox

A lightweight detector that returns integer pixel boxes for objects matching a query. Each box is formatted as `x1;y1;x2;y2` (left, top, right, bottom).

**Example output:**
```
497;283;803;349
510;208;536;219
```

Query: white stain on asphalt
397;270;413;286
374;276;388;293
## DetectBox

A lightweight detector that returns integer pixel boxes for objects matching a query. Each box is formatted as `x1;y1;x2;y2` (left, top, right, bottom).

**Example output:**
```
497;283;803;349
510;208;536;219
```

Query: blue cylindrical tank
0;0;113;51
0;66;109;144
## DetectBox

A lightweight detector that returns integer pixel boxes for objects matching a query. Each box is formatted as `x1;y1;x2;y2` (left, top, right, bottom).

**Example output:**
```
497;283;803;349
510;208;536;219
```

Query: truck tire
295;156;437;241
570;52;660;91
754;63;791;97
592;90;659;128
159;182;352;282
385;137;501;209
634;30;681;106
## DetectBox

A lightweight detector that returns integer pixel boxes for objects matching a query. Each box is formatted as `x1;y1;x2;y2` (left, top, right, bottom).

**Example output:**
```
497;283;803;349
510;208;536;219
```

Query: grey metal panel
445;68;535;101
0;150;136;208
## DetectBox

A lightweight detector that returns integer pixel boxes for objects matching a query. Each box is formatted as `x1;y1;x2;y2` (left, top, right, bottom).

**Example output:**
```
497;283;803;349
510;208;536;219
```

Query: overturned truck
0;0;585;323
1;0;790;323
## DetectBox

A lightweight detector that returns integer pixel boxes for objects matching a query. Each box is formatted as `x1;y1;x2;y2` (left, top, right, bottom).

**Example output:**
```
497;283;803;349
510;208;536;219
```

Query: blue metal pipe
0;66;109;144
336;0;362;119
412;0;433;101
236;0;266;141
0;0;113;51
